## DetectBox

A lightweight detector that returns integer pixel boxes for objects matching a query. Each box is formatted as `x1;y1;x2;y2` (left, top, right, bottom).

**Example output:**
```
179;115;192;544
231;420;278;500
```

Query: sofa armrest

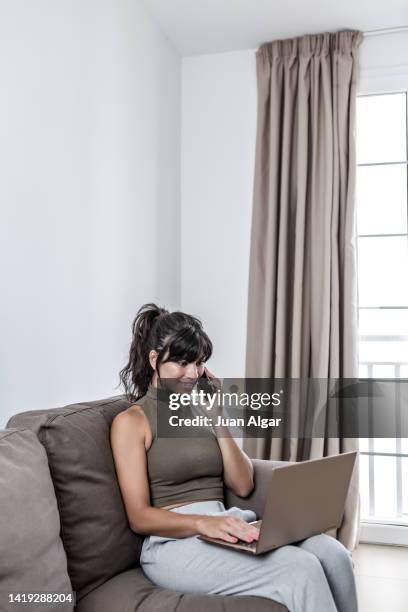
224;458;293;519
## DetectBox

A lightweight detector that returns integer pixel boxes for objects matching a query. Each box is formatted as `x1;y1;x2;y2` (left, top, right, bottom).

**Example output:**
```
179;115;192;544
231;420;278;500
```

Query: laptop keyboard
237;539;257;549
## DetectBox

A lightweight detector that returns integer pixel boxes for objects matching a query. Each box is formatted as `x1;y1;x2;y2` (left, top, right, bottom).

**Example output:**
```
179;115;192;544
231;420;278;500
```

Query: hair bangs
162;326;212;365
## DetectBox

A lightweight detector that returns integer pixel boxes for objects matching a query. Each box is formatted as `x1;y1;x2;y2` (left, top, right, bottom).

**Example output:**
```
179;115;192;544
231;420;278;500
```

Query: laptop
198;451;357;555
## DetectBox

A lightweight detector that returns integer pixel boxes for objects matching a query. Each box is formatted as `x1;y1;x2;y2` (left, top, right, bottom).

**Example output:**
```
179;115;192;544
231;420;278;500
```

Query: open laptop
198;451;357;555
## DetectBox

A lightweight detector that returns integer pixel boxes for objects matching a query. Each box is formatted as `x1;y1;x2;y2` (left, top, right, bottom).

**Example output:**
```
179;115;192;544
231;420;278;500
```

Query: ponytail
118;303;168;401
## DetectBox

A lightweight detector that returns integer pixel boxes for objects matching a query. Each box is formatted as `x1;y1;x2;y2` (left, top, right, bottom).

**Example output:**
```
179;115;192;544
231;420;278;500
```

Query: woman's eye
177;360;203;367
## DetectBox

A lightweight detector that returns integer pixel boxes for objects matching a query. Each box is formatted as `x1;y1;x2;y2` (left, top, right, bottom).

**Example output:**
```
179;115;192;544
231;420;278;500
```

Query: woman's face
149;349;205;393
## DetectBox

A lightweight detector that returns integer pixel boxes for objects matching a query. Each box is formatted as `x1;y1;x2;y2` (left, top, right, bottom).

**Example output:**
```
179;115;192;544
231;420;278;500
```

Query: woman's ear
149;350;158;371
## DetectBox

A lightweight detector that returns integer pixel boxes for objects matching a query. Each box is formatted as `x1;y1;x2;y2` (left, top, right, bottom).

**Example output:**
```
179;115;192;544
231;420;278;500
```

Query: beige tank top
136;382;224;508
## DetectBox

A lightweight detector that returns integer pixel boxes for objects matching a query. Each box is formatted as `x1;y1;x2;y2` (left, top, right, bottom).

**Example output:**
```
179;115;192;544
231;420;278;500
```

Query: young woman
110;303;358;612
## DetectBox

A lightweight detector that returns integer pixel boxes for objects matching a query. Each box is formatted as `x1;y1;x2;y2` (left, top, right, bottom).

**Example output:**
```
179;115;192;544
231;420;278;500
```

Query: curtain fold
244;30;363;551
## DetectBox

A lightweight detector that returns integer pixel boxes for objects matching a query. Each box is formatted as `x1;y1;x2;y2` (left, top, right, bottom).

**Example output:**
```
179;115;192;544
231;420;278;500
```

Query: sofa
1;394;289;612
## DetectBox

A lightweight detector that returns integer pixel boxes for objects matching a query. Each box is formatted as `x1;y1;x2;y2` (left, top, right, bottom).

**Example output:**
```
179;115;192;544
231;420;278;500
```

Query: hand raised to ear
203;367;222;393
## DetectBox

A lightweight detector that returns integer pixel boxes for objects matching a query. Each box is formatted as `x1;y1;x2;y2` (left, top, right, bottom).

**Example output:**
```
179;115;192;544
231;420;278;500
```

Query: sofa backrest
0;428;74;612
6;395;141;603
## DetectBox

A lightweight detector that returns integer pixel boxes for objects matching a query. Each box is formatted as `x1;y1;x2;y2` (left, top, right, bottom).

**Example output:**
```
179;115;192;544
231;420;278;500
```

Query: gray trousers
140;500;358;612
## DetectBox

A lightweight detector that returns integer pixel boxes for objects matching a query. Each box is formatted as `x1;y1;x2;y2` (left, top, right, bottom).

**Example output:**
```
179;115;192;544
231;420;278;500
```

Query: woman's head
118;303;213;401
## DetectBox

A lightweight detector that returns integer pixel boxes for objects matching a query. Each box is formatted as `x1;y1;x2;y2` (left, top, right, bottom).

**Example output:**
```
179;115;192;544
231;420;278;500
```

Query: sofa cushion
75;567;287;612
6;396;140;602
0;428;74;612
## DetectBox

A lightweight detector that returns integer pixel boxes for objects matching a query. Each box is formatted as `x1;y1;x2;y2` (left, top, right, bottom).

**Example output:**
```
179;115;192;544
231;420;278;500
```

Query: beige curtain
244;30;364;551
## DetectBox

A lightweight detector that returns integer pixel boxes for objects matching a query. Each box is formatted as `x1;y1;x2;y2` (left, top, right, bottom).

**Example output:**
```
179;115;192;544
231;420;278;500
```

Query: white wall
181;50;257;377
180;32;408;378
359;31;408;93
0;0;181;426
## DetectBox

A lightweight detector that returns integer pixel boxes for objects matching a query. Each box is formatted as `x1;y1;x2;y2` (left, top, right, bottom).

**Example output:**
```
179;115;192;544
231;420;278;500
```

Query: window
356;91;408;538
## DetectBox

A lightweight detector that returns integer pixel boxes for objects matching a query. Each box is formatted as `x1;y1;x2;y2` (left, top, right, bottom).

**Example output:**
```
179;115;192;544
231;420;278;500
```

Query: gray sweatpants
140;500;358;612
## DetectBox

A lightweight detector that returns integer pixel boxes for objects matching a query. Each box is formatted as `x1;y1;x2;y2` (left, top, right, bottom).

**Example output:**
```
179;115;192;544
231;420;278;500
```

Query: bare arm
204;367;254;497
110;409;200;537
110;409;258;543
213;422;254;497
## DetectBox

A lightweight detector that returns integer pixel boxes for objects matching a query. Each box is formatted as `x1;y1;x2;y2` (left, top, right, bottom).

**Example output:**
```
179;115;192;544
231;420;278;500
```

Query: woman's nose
185;363;198;378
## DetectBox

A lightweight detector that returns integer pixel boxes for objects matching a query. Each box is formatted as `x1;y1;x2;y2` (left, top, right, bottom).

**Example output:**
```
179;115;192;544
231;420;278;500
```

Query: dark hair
118;302;213;402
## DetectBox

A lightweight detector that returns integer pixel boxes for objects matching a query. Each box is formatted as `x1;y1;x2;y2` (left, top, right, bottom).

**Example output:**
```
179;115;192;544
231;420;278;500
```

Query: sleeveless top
136;382;224;508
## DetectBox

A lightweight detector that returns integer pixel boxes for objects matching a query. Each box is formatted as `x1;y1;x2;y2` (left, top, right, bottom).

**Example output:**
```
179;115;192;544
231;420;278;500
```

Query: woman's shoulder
111;406;141;431
111;401;154;451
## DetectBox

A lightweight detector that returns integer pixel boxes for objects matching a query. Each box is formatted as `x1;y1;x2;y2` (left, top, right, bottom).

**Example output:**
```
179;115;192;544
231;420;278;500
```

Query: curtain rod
363;25;408;37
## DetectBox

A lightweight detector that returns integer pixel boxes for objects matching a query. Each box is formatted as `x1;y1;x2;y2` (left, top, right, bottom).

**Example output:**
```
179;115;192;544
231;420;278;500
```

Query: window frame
356;81;408;546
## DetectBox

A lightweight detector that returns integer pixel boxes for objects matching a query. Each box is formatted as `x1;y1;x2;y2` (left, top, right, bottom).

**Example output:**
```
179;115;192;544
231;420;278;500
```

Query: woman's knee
301;534;354;572
298;548;327;579
269;545;327;584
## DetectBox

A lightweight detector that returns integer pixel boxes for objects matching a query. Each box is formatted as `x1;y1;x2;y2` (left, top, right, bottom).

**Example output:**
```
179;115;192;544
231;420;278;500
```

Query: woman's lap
139;501;357;612
140;501;263;594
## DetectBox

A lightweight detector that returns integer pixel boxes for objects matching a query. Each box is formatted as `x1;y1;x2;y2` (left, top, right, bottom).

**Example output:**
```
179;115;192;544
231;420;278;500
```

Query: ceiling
142;0;408;56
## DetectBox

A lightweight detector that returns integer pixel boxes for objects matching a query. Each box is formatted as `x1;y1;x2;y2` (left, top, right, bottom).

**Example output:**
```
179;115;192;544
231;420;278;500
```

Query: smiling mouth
180;381;196;387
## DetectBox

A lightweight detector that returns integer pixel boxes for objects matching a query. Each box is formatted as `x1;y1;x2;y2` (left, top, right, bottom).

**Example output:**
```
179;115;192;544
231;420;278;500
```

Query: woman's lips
179;381;196;389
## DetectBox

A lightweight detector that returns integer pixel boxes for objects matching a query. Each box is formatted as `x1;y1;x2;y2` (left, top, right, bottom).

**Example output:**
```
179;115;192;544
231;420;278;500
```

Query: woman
110;303;358;612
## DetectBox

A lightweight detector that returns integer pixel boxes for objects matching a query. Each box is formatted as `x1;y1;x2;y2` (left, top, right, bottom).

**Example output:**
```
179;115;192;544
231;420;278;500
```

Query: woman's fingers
224;518;259;542
221;532;239;543
221;527;256;543
227;517;257;532
199;515;259;544
203;367;222;391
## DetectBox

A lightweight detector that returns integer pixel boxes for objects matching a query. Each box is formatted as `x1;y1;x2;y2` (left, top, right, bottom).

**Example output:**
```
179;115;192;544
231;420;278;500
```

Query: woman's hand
195;515;260;544
203;366;222;393
201;366;224;420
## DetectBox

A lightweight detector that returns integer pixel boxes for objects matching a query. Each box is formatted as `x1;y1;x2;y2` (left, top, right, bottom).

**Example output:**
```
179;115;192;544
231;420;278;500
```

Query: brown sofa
3;395;289;612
